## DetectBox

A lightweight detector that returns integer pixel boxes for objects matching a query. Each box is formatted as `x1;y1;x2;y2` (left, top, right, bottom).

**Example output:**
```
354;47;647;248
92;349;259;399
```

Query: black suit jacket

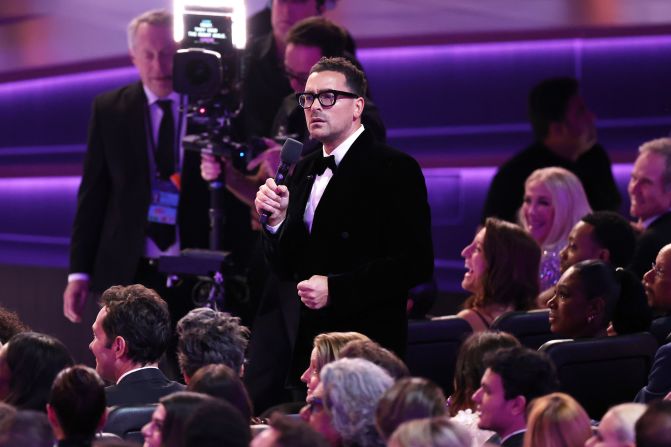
264;129;434;360
501;431;525;447
105;368;184;407
69;82;210;292
629;212;671;279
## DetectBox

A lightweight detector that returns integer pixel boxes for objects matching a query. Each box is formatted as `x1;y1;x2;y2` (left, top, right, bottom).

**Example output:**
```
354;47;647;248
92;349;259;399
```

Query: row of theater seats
101;311;671;441
406;311;668;419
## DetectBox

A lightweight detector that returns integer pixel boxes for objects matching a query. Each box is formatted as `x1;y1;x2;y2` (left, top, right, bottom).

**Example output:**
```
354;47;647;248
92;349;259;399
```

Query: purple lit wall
0;34;667;292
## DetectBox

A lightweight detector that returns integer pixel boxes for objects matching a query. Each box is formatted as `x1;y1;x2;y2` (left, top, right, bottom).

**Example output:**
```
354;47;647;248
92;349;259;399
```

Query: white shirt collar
142;85;180;106
116;365;160;384
322;124;365;166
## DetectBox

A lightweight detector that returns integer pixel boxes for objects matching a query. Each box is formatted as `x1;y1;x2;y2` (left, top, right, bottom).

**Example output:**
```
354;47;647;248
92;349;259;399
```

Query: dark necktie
148;99;176;251
156;100;175;179
312;155;337;176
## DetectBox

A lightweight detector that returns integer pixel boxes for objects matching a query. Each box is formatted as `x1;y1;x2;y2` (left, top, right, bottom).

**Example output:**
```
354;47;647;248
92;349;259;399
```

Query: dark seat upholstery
491;309;563;350
104;404;157;443
539;333;658;419
405;316;472;396
649;315;671;345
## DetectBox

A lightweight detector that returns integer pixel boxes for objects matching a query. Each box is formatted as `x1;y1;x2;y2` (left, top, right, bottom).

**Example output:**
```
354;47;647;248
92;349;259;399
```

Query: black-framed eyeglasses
306;396;324;414
296;90;360;109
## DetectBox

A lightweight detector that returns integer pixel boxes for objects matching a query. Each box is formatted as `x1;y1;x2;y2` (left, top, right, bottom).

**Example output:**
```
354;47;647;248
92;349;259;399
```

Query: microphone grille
281;138;303;164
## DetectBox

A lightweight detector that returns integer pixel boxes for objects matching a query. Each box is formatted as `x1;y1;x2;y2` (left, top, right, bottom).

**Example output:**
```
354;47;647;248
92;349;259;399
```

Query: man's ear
509;395;527;416
112;336;127;360
353;97;365;120
597;247;611;263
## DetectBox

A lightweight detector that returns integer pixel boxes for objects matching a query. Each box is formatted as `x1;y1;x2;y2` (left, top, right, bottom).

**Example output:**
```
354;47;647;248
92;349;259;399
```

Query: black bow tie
312;155;337;176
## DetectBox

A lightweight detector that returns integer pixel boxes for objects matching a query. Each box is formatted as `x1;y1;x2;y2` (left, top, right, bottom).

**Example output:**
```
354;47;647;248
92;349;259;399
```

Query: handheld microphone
260;138;303;225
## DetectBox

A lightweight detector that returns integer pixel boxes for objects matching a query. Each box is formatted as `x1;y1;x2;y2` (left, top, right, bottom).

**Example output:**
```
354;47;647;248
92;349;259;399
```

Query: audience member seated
448;332;520;445
0;332;73;411
47;365;107;447
0;409;54;447
142;391;213;447
472;346;558;447
635;400;671;447
520;167;592;291
176;307;250;382
537;210;637;307
186;364;254;421
182;398;251;447
90;285;183;407
388;416;472;447
306;358;393;447
627;138;671;279
522;392;591;447
339;339;410;379
251;413;330;447
458;218;540;331
547;260;651;339
300;332;370;400
585;402;646;447
482;76;620;223
643;244;671;315
375;377;446;442
0;306;29;345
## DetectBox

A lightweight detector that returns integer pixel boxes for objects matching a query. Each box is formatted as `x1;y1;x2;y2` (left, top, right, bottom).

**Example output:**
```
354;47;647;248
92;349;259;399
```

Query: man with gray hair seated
585;403;646;447
304;358;393;447
627;137;671;278
176;307;250;382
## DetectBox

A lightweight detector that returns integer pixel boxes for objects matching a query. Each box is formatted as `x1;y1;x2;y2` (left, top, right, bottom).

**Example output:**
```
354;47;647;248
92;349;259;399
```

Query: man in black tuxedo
90;285;183;406
627;137;671;278
62;10;212;324
473;347;558;447
255;57;433;381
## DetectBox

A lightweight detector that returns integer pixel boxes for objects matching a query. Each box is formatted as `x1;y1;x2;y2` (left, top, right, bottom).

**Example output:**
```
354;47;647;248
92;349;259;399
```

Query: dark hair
466;218;540;311
310;56;367;97
567;260;651;335
4;332;74;411
375;377;446;440
0;306;29;344
182;398;251;447
528;77;579;140
286;17;348;58
635;401;671;447
186;364;253;420
484;346;558;403
159;391;214;447
270;413;331;447
449;331;521;416
48;365;105;440
176;308;249;378
339;340;410;379
581;211;637;268
100;284;171;364
0;410;54;447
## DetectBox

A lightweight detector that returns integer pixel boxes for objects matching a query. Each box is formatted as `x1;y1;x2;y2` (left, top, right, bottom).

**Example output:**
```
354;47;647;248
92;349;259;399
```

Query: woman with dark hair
186;364;253;421
447;331;520;446
375;377;446;441
141;391;214;447
0;332;74;411
458;218;541;331
548;259;652;338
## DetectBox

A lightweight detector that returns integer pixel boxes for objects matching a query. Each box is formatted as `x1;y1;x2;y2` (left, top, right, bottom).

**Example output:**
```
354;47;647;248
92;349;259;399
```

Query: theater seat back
104;404;157;443
492;309;563;350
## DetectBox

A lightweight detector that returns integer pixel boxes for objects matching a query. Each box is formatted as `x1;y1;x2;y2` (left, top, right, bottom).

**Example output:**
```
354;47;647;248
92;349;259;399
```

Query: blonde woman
523;392;591;447
520;167;592;292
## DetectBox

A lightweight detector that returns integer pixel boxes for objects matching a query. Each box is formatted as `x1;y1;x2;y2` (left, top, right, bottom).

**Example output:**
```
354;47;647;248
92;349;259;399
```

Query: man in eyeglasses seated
636;243;671;403
254;56;433;390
